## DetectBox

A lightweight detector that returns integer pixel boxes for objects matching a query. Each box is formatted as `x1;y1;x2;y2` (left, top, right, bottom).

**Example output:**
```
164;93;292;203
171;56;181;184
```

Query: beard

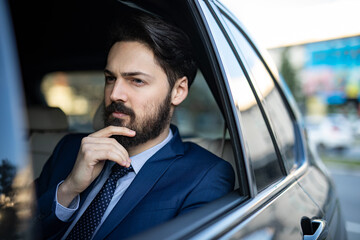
103;92;172;150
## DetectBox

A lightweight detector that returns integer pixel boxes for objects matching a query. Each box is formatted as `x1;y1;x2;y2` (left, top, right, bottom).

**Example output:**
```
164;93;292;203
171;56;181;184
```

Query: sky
221;0;360;49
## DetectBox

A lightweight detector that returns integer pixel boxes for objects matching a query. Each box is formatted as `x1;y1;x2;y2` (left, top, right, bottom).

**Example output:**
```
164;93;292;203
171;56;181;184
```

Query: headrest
93;102;105;131
28;106;68;131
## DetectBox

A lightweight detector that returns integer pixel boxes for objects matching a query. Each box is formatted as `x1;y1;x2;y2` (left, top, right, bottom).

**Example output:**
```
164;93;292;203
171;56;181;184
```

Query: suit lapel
93;125;184;240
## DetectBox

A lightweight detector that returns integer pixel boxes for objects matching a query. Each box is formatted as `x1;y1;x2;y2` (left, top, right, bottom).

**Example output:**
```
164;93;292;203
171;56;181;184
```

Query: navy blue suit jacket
35;125;235;239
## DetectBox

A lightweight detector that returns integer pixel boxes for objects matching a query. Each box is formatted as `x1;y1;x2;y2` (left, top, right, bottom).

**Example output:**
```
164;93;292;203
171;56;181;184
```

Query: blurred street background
222;0;360;239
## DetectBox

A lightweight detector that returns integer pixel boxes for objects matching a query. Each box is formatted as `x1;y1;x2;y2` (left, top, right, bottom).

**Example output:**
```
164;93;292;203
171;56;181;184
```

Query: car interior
9;0;240;188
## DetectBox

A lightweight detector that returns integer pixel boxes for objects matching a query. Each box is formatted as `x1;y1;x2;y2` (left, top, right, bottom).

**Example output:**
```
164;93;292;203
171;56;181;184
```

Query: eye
105;75;116;83
132;78;145;86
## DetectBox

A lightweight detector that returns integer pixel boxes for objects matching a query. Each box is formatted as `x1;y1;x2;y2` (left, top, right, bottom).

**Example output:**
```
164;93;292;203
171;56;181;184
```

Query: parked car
305;114;354;153
349;116;360;139
1;0;347;239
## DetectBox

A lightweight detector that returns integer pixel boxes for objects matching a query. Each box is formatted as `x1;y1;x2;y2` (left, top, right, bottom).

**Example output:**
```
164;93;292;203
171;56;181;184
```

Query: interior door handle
301;217;328;240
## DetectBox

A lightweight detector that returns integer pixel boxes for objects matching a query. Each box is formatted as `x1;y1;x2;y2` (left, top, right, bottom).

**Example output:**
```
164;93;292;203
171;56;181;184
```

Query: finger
90;126;136;138
81;140;131;164
107;158;131;168
102;151;131;167
82;147;131;168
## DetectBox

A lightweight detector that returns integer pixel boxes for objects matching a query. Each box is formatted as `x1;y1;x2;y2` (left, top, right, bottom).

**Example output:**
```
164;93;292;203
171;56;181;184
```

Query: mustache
104;102;135;119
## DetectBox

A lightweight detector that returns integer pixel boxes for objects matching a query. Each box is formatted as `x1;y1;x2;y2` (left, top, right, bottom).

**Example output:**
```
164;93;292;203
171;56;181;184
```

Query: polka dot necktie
66;164;134;240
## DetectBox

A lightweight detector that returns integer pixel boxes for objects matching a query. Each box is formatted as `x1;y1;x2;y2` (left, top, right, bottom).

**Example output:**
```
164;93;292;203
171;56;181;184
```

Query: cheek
134;98;158;118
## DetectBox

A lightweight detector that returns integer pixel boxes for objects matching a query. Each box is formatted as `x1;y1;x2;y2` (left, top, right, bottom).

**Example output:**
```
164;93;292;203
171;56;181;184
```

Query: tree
279;47;304;104
0;159;16;195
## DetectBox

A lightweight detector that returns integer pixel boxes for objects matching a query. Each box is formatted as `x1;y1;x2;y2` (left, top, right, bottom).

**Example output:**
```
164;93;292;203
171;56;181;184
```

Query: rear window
41;71;104;132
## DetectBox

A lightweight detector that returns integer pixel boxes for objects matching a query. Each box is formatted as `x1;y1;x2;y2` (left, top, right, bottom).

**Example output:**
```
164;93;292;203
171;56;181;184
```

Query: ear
171;76;188;106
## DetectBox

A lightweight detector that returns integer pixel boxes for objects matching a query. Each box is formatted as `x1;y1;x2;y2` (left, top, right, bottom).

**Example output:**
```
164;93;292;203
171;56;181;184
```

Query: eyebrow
104;69;151;78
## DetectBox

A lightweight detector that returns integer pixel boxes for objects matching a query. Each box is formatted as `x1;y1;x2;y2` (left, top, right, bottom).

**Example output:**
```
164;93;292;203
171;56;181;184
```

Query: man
35;11;235;240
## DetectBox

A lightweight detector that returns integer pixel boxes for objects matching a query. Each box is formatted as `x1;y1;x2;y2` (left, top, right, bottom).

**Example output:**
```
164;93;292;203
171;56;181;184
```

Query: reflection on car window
41;71;104;132
221;15;298;172
202;4;283;192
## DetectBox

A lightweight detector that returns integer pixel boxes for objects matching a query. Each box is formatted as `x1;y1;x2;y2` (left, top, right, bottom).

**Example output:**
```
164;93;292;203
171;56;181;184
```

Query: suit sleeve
178;160;235;215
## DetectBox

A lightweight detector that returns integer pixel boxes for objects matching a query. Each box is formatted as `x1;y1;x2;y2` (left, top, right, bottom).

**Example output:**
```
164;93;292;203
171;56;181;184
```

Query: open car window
172;70;225;139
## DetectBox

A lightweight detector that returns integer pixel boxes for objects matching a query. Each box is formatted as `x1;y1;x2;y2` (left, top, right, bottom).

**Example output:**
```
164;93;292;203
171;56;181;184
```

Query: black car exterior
1;0;347;239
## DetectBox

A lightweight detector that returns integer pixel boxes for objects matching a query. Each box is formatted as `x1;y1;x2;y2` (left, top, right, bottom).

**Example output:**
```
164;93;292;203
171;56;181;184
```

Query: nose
109;79;128;103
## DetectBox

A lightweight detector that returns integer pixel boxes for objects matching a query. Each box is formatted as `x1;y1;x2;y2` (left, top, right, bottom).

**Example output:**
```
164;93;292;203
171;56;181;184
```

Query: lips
104;102;136;125
112;111;129;119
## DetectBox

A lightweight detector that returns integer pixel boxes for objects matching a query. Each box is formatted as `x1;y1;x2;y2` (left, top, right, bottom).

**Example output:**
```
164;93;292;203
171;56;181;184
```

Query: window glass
41;71;104;132
202;3;283;191
220;14;298;172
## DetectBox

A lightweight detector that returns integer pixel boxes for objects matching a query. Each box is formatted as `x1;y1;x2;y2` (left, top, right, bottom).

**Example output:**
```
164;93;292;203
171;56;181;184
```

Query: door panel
217;181;320;239
296;163;347;240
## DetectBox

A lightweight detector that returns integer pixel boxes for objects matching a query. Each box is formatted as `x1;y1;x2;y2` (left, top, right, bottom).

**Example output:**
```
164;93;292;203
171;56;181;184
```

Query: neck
127;125;170;157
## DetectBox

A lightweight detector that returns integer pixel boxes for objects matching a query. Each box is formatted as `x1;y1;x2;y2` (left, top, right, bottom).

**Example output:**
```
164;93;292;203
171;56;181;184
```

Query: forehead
106;41;164;76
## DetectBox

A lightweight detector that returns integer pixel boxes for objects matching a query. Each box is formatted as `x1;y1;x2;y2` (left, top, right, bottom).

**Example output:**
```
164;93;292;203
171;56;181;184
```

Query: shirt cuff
54;180;80;222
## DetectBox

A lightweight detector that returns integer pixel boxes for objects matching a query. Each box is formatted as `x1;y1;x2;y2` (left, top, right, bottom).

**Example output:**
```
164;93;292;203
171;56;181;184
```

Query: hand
57;126;136;207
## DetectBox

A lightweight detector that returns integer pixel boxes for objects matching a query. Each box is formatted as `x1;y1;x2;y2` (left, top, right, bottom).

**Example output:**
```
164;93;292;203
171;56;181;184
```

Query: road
327;165;360;240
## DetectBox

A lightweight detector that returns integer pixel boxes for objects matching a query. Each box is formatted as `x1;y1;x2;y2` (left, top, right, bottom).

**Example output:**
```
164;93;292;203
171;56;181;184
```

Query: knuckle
81;137;88;144
81;143;91;152
105;150;111;157
110;138;117;144
106;151;117;160
81;136;93;144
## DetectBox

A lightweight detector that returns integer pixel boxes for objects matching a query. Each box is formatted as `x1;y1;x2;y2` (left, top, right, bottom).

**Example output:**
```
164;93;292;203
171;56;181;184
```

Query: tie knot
111;164;134;180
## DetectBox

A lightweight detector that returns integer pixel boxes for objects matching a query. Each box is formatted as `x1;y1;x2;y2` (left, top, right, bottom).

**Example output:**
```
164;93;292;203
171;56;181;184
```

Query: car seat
28;106;69;179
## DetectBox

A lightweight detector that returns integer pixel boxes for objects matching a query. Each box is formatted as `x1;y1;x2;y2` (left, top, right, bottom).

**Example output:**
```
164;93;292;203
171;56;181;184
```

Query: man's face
103;41;172;149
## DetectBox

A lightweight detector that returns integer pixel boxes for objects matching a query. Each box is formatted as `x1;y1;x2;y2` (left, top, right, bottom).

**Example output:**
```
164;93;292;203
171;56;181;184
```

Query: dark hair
108;11;197;89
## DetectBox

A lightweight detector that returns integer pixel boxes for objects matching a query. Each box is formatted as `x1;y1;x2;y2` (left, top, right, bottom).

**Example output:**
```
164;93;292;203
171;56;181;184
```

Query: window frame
205;1;288;192
215;8;299;174
188;0;251;197
212;0;307;174
214;0;307;169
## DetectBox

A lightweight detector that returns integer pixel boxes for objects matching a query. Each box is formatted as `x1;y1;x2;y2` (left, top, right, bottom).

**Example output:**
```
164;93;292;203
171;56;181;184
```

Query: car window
201;2;283;192
172;70;225;139
218;11;298;172
41;71;104;132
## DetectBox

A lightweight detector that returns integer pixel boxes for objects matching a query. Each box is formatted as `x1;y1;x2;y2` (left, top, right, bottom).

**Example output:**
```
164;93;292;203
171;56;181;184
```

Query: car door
131;1;331;239
209;2;346;239
196;1;325;239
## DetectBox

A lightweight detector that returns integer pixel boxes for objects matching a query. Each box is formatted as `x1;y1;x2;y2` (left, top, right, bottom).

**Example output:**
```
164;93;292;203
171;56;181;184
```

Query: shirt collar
129;129;173;174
